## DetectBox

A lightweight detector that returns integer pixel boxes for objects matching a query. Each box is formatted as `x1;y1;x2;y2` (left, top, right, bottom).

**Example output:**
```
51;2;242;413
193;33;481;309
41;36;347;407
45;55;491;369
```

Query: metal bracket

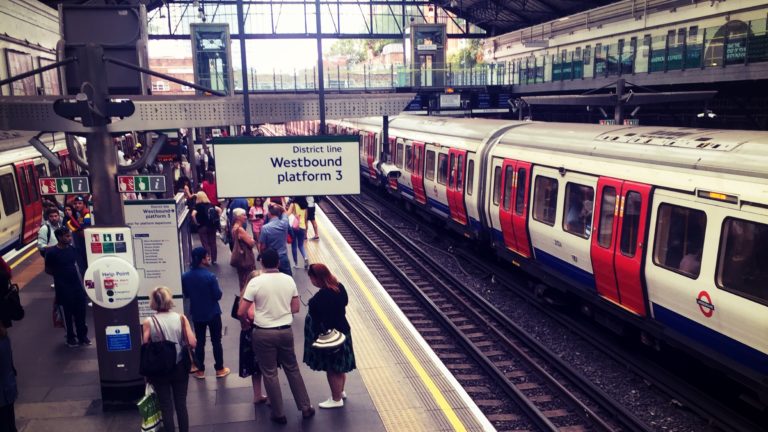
0;93;415;133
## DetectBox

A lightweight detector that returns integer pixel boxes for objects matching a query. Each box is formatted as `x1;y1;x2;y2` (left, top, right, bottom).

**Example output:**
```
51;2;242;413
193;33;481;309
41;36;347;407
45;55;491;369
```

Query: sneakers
79;337;92;346
193;370;205;379
318;398;344;409
302;407;316;418
342;391;347;400
215;367;231;378
303;259;310;269
293;264;301;269
66;339;78;348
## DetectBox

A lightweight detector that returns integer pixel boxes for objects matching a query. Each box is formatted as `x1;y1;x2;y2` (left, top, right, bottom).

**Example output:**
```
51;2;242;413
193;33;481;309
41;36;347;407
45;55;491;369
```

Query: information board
39;176;90;195
84;227;134;266
213;136;360;197
123;200;183;320
117;175;166;193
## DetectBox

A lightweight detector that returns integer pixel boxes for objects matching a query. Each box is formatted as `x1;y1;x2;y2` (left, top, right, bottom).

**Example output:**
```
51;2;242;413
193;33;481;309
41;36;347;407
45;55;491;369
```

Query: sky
149;39;323;72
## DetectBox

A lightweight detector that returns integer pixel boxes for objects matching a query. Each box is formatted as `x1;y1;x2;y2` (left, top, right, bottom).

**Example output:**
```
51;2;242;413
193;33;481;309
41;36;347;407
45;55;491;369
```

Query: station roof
437;0;616;35
40;0;618;36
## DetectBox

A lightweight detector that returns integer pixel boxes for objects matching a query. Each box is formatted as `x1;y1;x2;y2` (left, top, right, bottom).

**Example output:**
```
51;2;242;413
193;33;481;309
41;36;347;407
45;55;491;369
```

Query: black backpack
206;206;220;229
0;282;24;328
139;316;178;378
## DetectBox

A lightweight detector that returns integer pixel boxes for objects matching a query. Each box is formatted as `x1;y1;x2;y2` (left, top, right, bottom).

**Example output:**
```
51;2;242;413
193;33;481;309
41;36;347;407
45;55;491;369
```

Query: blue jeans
291;228;307;264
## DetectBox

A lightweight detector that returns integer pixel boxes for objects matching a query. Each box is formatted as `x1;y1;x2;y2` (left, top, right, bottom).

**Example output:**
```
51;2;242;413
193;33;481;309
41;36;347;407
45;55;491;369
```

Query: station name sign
213;136;360;197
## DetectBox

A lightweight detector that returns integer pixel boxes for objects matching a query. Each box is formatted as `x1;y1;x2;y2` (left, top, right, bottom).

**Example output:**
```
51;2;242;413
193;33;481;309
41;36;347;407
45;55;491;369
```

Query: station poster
124;200;183;320
213;135;360;198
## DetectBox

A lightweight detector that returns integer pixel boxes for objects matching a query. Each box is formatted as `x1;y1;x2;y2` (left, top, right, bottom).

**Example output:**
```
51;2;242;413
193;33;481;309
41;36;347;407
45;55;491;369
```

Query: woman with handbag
142;287;197;432
286;197;309;269
303;264;356;409
229;208;257;289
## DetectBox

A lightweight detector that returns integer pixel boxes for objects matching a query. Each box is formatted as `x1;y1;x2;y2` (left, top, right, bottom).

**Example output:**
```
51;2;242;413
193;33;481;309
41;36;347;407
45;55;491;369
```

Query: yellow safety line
10;247;37;269
322;227;468;432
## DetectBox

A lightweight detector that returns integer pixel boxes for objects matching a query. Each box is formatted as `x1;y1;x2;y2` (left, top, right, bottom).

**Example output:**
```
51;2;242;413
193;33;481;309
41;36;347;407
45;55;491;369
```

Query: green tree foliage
327;39;401;64
447;39;484;67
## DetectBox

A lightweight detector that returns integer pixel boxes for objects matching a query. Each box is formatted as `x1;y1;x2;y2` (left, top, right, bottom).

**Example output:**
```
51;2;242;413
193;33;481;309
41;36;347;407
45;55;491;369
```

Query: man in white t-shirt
237;249;314;424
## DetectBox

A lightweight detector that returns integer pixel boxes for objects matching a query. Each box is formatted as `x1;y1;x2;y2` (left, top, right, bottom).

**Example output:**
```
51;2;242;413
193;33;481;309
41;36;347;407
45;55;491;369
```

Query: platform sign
105;325;131;352
84;227;134;266
124;200;183;320
39;176;90;195
213;136;360;197
117;175;166;193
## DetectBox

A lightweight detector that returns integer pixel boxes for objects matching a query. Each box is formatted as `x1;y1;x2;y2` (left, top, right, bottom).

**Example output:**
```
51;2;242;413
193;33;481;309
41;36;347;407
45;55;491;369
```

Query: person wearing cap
66;196;91;275
237;249;314;424
181;247;229;379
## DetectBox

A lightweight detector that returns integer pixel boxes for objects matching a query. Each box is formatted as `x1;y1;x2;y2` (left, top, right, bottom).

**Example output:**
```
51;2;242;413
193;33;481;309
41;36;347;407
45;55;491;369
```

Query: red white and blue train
0;132;81;256
288;116;768;401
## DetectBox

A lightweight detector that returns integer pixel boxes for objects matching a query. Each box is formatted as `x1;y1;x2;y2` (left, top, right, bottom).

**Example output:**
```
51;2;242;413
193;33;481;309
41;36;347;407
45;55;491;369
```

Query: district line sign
213;136;360;197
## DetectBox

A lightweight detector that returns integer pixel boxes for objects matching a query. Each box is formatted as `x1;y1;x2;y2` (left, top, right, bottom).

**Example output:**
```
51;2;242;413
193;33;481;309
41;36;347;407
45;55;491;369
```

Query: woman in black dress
303;264;356;409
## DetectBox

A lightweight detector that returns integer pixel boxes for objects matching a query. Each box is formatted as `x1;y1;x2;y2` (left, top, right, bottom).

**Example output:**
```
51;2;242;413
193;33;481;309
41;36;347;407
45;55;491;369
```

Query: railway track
323;195;651;432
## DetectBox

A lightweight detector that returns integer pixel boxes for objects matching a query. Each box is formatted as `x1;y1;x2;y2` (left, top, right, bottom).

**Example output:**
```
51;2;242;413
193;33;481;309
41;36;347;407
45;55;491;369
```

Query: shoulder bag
312;328;346;350
139;316;178;378
229;228;256;269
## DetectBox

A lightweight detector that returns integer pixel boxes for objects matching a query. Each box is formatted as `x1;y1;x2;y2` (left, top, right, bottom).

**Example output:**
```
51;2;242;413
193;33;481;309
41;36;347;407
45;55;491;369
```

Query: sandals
254;396;269;405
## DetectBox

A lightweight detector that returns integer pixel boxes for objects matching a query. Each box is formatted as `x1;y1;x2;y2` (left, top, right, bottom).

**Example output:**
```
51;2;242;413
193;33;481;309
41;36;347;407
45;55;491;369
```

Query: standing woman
248;197;266;240
230;208;257;289
303;264;356;409
286;197;309;269
142;287;197;432
237;270;267;404
191;191;220;264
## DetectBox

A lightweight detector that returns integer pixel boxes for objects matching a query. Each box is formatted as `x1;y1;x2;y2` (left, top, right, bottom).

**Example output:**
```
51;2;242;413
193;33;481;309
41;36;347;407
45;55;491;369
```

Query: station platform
6;207;494;432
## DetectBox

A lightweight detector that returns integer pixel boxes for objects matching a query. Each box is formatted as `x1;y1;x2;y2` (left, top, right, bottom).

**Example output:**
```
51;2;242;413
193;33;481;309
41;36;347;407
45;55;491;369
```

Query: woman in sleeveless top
142;287;197;432
231;208;257;289
287;197;309;269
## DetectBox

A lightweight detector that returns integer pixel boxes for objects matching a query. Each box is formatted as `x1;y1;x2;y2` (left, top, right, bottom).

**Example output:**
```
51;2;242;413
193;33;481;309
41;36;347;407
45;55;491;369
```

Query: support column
315;0;326;134
236;0;251;135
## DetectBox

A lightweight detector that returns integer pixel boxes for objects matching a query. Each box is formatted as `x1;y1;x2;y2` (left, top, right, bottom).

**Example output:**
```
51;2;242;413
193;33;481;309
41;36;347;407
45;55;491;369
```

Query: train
0;131;82;256
286;115;768;403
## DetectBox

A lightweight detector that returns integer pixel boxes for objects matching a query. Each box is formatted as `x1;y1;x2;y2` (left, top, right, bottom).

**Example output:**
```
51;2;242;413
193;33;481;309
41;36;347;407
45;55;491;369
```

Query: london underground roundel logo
696;291;715;318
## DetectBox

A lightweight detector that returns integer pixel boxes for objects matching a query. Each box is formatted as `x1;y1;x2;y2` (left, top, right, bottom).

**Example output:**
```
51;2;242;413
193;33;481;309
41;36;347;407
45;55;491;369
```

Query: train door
499;160;518;252
411;142;427;204
14;161;40;244
387;137;398;190
590;177;650;316
368;132;378;181
447;148;468;225
511;162;532;257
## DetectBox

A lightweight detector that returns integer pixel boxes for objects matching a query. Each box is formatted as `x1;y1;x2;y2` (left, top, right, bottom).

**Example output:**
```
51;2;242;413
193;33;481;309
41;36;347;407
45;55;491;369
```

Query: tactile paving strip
304;207;495;432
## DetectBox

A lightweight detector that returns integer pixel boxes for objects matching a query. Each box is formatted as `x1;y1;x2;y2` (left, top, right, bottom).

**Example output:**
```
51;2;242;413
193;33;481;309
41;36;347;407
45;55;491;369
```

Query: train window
533;176;558;226
36;164;47;179
405;145;413;172
466;160;474;196
642;35;651;57
502;166;514;210
514;167;526;215
448;154;456;186
396;143;404;169
563;183;594;238
678;28;687;46
717;218;768;303
619;192;641;256
667;30;676;46
583;46;591;65
574;47;582;60
425;150;436;180
653;204;706;279
689;26;698;39
492;166;502;205
597;187;617;248
16;168;28;205
0;174;19;216
27;165;39;202
437;154;448;185
456;155;464;191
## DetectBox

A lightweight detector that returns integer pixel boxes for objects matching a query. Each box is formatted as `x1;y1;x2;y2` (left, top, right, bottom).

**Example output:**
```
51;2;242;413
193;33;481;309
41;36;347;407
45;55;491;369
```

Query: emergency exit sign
116;175;166;193
39;177;90;195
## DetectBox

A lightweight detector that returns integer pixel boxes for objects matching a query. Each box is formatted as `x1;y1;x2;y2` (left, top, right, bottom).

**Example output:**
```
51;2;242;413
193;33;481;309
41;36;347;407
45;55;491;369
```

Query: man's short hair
268;205;283;218
260;248;279;269
54;226;70;239
45;208;59;218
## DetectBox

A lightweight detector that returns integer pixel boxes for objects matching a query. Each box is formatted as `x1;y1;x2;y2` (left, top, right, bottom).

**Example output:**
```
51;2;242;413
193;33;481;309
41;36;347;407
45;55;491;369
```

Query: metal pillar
614;78;625;124
78;44;143;409
382;115;389;162
315;0;326;134
236;0;251;134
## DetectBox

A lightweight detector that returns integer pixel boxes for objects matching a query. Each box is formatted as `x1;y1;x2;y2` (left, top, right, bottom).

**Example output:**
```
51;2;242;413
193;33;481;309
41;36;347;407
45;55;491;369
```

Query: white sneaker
318;398;344;409
293;264;301;269
342;391;347;400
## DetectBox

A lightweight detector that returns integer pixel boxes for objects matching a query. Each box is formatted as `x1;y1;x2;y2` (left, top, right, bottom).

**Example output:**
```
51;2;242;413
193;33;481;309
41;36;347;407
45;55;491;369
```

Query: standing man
259;205;292;276
66;196;91;273
37;208;61;257
182;247;230;379
237;249;314;424
44;227;90;347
